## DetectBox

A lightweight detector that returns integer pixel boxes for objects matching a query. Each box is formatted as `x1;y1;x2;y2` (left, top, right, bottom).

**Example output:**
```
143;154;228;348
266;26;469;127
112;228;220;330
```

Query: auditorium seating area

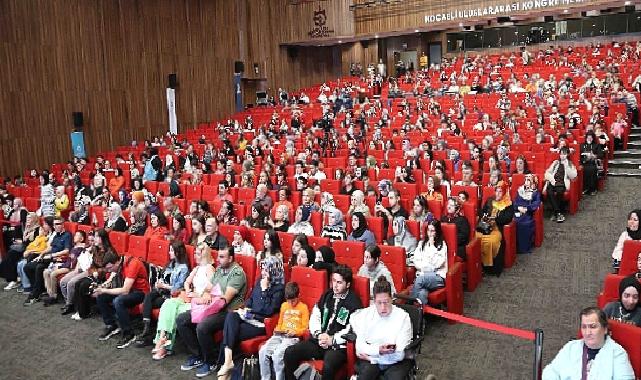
2;40;641;378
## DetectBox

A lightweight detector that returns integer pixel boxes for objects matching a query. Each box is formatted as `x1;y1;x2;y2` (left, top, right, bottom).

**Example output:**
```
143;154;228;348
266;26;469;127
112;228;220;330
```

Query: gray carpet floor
0;177;639;380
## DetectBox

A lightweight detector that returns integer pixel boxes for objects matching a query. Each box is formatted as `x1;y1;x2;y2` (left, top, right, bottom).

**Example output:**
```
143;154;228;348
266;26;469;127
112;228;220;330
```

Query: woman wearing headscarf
604;276;641;327
348;212;377;247
612;210;641;272
347;190;371;218
287;206;314;237
128;207;148;236
357;245;396;305
513;174;542;254
231;225;256;257
104;203;127;232
216;256;285;379
321;207;347;242
320;191;336;214
441;198;470;260
386;216;418;264
312;245;337;277
580;131;604;196
476;181;514;275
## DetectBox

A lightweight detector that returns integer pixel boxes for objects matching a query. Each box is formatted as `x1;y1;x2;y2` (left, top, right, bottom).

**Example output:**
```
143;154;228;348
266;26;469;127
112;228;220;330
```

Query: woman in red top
145;212;169;240
169;214;189;244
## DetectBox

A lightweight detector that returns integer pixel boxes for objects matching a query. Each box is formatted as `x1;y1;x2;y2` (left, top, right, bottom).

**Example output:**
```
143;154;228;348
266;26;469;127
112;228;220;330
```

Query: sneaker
43;296;58;307
71;312;82;321
4;281;18;290
589;191;597;196
550;214;557;221
116;332;136;349
23;297;38;306
181;355;204;371
98;325;121;341
61;304;74;315
556;213;565;223
195;363;213;378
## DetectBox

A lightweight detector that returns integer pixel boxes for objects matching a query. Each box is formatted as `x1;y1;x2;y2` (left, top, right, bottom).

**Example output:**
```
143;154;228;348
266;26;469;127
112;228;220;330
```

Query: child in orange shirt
258;282;309;380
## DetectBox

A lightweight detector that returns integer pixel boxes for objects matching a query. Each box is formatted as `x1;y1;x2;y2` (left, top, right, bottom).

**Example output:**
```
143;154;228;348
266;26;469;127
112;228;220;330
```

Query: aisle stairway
609;125;641;177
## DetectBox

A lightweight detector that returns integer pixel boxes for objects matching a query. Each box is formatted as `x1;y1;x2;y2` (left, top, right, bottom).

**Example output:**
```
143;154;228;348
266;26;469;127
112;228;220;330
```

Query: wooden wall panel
0;0;242;177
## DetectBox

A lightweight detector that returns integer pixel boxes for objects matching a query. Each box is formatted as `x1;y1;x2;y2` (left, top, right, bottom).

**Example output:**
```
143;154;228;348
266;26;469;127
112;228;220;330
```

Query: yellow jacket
26;235;48;254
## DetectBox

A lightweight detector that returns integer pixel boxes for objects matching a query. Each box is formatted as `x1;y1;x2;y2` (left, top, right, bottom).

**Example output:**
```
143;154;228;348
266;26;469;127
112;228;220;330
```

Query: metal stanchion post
533;328;544;380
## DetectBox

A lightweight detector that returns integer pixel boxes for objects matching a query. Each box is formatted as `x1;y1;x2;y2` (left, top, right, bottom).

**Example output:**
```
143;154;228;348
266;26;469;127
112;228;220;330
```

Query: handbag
241;356;261;380
190;284;224;323
476;219;492;235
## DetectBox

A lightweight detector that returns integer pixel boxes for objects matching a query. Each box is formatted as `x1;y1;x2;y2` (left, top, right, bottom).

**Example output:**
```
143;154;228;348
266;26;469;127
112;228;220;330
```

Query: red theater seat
127;235;149;261
148;239;170;267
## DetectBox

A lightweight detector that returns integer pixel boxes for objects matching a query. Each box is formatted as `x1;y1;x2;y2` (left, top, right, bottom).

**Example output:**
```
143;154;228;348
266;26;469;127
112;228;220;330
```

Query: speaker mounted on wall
72;112;84;130
234;61;245;74
168;73;178;89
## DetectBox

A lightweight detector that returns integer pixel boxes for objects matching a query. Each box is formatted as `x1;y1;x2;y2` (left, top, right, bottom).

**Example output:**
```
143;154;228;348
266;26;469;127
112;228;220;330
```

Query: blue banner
234;73;243;113
70;131;86;158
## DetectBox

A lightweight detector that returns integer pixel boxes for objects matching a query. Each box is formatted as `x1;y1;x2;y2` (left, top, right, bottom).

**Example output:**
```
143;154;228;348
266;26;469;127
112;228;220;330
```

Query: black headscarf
350;212;368;239
619;276;641;311
313;246;336;273
627;210;641;241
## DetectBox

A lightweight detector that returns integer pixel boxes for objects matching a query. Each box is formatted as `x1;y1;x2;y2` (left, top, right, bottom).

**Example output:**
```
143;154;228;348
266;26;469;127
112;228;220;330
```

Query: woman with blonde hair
150;243;215;360
347;189;371;218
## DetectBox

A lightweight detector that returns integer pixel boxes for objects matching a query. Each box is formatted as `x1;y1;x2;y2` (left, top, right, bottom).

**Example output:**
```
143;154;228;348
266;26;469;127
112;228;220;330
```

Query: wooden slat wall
0;0;355;177
0;0;240;177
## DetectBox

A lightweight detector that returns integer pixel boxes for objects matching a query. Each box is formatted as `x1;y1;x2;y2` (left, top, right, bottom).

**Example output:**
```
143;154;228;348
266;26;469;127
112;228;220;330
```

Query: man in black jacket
283;265;363;380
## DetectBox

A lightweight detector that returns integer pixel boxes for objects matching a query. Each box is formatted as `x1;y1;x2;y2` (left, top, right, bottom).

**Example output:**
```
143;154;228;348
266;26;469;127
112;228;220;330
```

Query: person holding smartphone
350;277;413;379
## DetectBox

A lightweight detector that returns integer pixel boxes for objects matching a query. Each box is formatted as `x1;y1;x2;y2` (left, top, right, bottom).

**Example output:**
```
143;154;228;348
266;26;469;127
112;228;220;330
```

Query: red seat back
127;235;149;261
236;255;257;297
291;266;328;310
248;227;266;252
365;216;384;243
610;320;641;378
620;240;641;276
64;221;78;235
308;236;330;252
441;223;459;266
186;244;196;269
148;239;170;267
277;232;295;263
109;231;129;255
352;275;370;307
379;245;406;291
332;240;365;274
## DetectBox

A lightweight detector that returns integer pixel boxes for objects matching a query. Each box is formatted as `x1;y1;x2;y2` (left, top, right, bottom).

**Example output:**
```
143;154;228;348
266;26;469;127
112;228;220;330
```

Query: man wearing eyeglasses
23;216;71;305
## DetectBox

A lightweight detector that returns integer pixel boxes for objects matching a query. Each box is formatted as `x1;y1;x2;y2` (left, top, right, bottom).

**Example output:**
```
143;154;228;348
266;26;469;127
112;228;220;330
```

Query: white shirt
350;305;412;365
413;240;448;279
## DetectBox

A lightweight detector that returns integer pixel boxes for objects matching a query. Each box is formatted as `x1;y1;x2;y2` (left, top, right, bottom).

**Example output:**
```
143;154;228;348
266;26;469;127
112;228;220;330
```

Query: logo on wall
309;6;334;38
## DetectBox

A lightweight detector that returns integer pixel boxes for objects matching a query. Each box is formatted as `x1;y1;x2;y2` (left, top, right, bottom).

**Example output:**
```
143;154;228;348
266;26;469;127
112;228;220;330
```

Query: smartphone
387;344;396;350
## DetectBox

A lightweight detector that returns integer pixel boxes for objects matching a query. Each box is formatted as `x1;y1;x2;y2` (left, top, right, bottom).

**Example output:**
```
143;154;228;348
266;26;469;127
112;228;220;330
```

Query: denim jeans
16;259;30;289
96;290;145;334
411;272;444;305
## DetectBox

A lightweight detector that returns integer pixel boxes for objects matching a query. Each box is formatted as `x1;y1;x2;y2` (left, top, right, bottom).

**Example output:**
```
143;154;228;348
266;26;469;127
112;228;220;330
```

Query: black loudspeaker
287;47;299;59
168;73;177;89
234;61;244;74
544;15;554;22
625;5;635;13
362;40;369;49
581;11;587;17
497;16;510;23
463;26;472;31
72;112;84;128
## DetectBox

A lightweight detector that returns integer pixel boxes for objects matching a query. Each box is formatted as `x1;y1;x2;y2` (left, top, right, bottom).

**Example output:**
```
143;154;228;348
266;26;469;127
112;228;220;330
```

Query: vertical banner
70;131;86;158
166;88;178;134
234;73;243;113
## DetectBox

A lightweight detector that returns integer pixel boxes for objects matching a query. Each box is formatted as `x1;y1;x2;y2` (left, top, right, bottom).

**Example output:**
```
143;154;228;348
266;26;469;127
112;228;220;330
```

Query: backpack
293;363;321;380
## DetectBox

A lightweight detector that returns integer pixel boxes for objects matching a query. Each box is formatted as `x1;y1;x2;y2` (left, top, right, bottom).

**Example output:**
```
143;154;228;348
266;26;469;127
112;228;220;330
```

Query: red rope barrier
423;305;536;341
